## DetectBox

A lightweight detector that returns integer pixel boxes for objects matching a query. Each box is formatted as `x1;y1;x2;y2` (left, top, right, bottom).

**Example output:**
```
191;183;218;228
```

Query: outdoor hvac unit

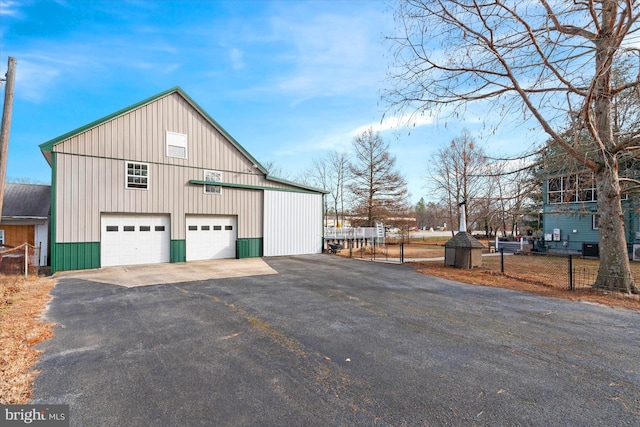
633;244;640;262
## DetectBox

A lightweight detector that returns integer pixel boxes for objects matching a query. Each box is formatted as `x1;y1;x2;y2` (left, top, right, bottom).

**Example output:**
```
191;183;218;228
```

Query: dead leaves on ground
0;275;55;404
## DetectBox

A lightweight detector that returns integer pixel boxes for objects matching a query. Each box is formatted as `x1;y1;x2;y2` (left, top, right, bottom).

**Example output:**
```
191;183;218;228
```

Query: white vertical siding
35;221;48;266
263;191;323;256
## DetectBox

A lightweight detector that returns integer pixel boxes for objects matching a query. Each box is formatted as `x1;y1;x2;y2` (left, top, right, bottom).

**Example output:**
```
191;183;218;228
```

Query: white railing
324;224;385;242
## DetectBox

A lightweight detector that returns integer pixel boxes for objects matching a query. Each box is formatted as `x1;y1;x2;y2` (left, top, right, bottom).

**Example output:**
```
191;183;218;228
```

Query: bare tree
386;1;640;293
308;151;350;227
428;130;490;234
348;128;409;227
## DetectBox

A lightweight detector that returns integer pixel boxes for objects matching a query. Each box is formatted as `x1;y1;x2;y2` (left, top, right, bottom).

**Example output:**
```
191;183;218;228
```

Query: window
204;170;222;194
225;225;233;231
140;226;151;232
548;173;596;204
188;225;198;231
0;229;5;245
106;226;118;232
213;225;222;230
201;225;210;231
123;226;135;232
166;131;187;159
126;161;149;189
593;215;599;230
155;226;165;232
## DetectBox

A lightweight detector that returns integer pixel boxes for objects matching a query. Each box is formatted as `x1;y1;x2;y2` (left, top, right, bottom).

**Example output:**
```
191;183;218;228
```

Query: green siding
237;238;263;258
53;242;100;272
50;152;57;272
171;240;186;263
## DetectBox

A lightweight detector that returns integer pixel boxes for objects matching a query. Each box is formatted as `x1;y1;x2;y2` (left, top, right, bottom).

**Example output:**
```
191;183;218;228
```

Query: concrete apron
53;258;278;288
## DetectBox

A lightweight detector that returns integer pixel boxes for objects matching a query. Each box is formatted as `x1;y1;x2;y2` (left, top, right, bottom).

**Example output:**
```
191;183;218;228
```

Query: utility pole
0;56;17;222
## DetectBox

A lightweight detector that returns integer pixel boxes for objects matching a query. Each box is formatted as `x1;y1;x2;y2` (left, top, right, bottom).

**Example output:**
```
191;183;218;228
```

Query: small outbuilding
444;201;484;269
444;231;484;269
0;183;51;266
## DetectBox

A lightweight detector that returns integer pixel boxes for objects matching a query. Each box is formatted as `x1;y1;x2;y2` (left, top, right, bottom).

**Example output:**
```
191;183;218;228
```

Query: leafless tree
308;151;350;227
428;130;490;235
386;0;640;293
348;128;409;226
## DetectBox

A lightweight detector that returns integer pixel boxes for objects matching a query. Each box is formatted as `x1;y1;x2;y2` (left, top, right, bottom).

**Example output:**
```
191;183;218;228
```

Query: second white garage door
186;215;237;261
101;214;171;267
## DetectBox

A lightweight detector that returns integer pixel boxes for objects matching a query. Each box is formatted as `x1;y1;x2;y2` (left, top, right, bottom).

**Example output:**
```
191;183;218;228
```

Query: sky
0;0;540;204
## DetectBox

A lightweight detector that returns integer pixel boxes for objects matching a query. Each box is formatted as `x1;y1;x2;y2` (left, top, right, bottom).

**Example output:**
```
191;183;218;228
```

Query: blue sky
0;0;537;204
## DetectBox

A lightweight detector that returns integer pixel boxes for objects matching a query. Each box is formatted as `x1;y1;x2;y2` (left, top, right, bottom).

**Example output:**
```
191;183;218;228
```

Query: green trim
170;240;186;263
236;238;263;258
39;87;269;175
50;153;57;272
53;242;100;272
190;180;325;195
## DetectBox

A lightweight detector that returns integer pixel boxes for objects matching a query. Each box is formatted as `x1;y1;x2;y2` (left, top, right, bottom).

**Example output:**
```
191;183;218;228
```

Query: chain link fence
327;240;640;300
0;243;41;277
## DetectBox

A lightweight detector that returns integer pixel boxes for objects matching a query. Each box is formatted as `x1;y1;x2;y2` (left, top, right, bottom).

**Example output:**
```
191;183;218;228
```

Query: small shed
0;183;51;266
444;231;484;269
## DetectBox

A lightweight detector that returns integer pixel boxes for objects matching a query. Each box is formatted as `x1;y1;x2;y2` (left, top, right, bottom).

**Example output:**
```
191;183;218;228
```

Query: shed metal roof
1;183;51;219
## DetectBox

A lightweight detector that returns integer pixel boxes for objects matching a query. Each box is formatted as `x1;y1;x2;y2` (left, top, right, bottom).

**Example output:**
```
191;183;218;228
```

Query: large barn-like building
40;87;325;272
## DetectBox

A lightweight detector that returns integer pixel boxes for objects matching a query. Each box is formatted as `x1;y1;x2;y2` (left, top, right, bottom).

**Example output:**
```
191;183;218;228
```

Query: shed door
186;215;237;261
101;214;170;267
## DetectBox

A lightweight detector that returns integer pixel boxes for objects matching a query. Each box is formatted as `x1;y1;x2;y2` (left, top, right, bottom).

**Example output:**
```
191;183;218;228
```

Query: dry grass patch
0;275;55;404
411;260;640;310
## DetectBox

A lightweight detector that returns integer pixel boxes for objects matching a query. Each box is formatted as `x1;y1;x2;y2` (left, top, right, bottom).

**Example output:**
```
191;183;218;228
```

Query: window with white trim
166;131;187;159
204;170;222;194
126;161;149;189
593;215;599;230
548;173;596;204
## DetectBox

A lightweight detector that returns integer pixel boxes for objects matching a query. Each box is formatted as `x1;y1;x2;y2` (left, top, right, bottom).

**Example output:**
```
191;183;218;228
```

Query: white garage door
186;215;237;261
101;214;170;267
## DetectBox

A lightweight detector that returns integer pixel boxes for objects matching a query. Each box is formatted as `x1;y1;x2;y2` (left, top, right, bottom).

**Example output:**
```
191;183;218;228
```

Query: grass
0;275;55;404
340;241;640;310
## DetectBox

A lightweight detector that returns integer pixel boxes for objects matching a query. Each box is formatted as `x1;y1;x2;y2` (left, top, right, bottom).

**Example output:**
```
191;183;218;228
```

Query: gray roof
1;183;51;218
444;231;485;248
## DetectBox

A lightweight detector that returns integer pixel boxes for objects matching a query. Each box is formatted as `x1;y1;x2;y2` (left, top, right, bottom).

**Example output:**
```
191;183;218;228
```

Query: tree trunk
594;165;638;293
591;3;637;294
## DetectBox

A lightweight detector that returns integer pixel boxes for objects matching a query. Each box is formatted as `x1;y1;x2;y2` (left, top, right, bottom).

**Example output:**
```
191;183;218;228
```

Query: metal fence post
401;242;404;264
568;255;573;291
500;247;504;273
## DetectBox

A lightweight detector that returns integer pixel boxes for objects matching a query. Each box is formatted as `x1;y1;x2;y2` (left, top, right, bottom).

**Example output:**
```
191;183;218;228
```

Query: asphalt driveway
32;255;640;426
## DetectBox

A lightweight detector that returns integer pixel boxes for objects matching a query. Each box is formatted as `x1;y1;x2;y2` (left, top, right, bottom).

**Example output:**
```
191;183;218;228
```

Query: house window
0;230;4;245
593;214;599;230
204;170;222;194
126;161;149;189
548;173;596;204
166;131;187;159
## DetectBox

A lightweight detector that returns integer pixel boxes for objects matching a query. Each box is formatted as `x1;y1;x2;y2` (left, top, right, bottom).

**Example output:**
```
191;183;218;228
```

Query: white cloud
350;114;436;136
0;0;23;16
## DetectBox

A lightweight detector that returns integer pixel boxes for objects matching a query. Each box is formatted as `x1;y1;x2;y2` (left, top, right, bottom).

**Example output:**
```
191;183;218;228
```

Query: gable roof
1;183;51;219
39;86;267;171
38;86;326;195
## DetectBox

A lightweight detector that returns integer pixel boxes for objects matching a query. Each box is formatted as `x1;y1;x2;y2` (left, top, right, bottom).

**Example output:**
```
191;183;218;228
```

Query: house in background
542;172;640;257
0;183;50;266
39;87;326;273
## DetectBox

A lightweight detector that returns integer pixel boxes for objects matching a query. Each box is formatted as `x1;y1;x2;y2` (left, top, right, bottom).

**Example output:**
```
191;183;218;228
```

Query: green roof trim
38;86;268;175
190;179;326;195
